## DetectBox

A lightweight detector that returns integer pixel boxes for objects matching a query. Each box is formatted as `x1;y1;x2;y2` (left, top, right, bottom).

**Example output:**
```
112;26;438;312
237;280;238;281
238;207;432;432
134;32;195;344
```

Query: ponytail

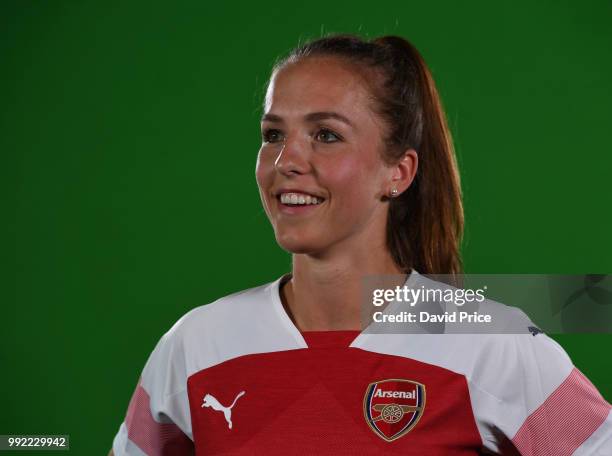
374;36;464;277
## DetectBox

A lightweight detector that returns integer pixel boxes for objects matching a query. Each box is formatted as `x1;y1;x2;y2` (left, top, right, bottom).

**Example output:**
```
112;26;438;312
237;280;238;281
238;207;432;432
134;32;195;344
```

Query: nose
274;136;310;176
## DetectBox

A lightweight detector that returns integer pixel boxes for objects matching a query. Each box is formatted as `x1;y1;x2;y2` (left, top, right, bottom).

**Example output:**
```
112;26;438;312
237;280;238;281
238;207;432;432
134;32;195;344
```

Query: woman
110;34;611;455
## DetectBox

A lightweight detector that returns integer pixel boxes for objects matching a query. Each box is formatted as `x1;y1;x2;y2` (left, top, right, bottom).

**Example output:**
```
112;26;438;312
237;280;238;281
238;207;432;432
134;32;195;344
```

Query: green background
2;1;611;454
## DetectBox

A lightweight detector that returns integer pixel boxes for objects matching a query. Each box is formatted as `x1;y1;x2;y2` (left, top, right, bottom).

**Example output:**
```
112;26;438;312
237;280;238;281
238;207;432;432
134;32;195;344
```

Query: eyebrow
261;111;354;127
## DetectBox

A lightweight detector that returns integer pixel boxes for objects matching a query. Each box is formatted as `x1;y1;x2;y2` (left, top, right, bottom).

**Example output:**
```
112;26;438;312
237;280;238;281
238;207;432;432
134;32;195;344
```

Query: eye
315;128;341;143
262;128;284;143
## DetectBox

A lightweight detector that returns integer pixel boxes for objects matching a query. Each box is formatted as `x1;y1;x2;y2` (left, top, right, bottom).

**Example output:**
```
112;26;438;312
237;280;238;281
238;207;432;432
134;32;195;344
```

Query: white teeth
279;192;323;205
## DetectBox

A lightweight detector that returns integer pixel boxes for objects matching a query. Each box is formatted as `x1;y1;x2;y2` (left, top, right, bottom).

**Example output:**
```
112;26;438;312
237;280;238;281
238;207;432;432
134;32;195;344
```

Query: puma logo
528;326;544;336
201;391;246;429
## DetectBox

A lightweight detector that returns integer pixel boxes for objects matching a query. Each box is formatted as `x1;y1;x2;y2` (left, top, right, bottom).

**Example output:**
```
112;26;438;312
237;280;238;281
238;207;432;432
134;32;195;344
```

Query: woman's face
256;56;399;256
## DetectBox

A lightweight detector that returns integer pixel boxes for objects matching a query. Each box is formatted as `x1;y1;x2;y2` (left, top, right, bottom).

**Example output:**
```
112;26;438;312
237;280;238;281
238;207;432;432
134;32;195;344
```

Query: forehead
264;56;374;117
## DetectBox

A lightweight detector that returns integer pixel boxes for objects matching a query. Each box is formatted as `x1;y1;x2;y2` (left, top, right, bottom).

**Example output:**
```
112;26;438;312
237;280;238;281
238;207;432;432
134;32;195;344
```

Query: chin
274;231;324;255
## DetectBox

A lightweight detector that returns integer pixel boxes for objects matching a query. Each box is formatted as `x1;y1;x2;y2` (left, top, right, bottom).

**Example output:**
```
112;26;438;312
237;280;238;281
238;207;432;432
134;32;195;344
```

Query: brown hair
272;34;464;276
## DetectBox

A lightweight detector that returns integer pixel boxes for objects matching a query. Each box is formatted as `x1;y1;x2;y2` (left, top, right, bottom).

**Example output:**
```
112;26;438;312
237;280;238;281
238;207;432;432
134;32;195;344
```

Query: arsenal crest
363;379;426;442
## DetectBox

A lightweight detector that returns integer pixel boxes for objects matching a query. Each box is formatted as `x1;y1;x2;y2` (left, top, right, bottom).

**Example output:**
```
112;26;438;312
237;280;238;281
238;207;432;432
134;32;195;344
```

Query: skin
257;56;418;331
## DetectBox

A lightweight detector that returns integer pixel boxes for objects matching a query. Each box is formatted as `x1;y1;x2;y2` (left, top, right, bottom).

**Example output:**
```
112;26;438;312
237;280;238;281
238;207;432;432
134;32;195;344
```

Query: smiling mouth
277;192;324;206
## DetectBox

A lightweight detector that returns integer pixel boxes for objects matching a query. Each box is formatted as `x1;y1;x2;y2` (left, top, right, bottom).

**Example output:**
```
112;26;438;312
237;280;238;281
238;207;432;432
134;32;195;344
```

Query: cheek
255;148;274;190
256;148;282;222
321;153;381;203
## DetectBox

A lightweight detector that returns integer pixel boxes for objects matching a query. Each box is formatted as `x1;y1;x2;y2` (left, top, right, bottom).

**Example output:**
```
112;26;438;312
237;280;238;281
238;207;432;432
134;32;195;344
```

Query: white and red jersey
112;271;612;455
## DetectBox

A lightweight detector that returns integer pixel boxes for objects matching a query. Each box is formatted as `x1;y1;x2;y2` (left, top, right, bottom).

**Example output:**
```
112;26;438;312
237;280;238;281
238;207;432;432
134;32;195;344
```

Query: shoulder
156;276;292;358
408;272;575;398
165;279;280;342
140;275;300;392
362;270;574;388
411;270;541;334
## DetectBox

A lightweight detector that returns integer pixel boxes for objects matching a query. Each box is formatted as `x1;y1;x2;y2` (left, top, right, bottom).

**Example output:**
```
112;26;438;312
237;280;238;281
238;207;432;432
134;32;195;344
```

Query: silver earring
390;188;399;197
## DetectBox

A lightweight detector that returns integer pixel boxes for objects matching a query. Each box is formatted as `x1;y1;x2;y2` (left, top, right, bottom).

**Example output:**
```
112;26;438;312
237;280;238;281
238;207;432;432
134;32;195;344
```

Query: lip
276;198;324;216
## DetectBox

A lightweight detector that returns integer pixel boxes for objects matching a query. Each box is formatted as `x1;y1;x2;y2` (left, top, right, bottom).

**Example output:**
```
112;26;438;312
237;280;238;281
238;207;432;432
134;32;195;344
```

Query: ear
388;149;418;197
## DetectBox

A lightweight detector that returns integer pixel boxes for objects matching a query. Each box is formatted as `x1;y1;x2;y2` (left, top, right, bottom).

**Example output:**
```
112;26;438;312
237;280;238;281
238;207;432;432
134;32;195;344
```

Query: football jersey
112;270;612;455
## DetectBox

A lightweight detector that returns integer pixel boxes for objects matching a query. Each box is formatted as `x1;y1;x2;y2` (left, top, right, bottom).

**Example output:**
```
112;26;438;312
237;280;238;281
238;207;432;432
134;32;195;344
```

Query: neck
281;241;406;331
